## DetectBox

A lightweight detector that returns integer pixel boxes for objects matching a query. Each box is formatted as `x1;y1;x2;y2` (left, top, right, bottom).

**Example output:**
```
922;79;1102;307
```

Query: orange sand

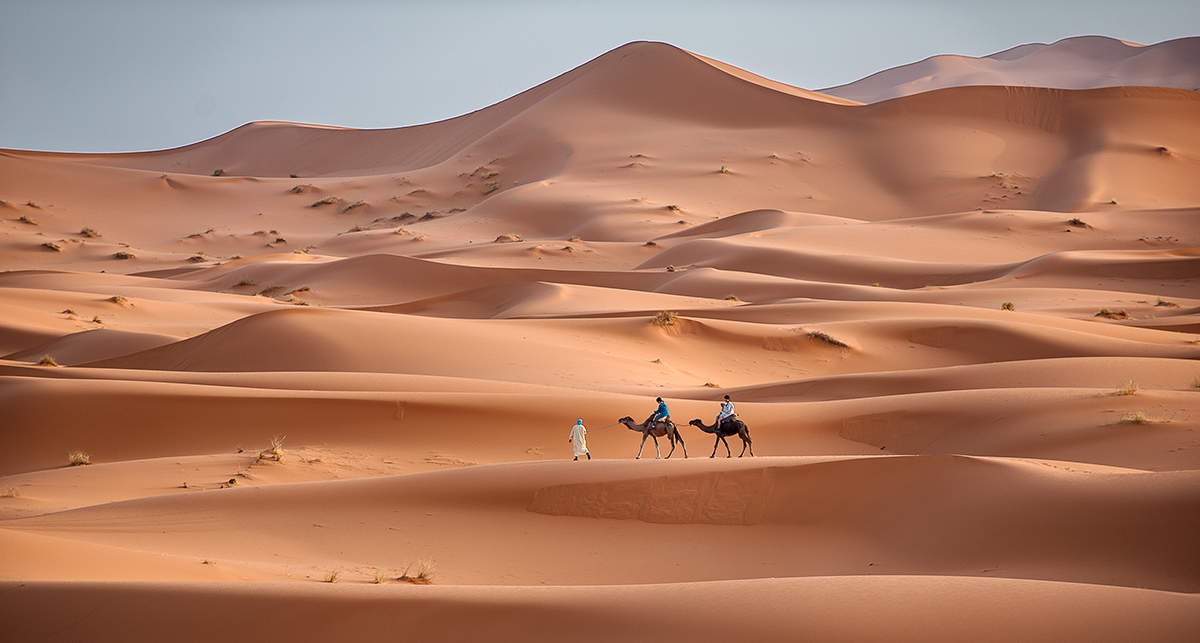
2;38;1199;641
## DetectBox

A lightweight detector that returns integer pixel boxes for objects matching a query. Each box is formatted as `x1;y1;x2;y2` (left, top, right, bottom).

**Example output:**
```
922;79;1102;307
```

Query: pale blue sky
2;0;1196;152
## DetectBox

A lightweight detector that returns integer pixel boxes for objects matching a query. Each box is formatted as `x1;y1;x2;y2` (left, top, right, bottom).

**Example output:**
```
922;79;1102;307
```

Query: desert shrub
651;311;678;327
482;181;501;195
1119;411;1150;425
42;241;62;252
68;450;91;466
80;227;100;238
494;233;522;242
341;201;367;213
1;486;19;498
37;355;59;367
19;214;37;225
1115;380;1139;396
1000;302;1015;311
310;196;339;207
324;569;340;583
808;330;849;348
113;251;135;260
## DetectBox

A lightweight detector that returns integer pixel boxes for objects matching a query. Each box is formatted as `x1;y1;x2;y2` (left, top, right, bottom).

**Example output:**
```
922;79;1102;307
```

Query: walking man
569;419;590;461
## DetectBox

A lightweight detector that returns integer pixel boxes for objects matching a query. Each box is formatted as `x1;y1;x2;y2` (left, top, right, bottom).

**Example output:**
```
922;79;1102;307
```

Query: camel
688;418;754;458
617;416;687;459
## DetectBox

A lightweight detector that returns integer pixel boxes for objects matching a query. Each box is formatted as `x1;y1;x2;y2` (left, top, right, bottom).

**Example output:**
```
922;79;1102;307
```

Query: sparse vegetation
26;201;42;209
42;241;62;252
67;450;91;466
808;330;850;348
666;265;675;272
719;165;729;174
1116;380;1140;396
644;241;658;247
1120;411;1151;425
413;235;428;242
494;233;522;243
482;181;501;195
324;569;340;583
256;435;285;463
310;196;339;207
1096;307;1130;320
37;354;59;367
341;200;367;213
1000;302;1015;311
393;227;409;236
187;254;207;263
704;379;721;388
568;235;581;242
1067;218;1088;227
373;568;388;584
416;558;435;583
80;227;100;238
258;285;283;296
1191;375;1200;389
107;295;131;306
290;184;312;194
62;309;77;316
725;294;739;301
651;311;678;327
666;204;681;212
91;316;103;324
113;251;135;260
211;169;225;176
19;214;37;225
235;277;256;287
1;486;19;498
1156;297;1179;308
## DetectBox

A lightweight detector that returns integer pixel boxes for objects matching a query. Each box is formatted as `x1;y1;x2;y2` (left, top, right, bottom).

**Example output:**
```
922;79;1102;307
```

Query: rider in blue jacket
646;397;670;427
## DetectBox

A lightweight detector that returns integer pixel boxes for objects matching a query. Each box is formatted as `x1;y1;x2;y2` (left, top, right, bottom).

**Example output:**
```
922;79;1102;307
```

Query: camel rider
646;397;670;427
716;394;737;430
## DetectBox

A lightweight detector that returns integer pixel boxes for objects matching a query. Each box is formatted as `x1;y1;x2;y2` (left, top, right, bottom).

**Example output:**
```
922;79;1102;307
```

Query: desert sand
2;37;1200;641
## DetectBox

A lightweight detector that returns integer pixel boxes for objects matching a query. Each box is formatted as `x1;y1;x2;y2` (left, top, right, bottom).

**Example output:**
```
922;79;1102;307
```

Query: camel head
688;419;705;428
618;416;635;424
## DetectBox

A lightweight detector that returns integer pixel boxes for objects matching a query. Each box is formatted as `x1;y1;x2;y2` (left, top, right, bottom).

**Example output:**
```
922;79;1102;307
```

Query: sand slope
2;38;1199;641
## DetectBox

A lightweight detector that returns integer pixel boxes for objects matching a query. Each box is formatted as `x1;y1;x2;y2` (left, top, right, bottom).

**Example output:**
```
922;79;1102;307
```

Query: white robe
570;423;588;456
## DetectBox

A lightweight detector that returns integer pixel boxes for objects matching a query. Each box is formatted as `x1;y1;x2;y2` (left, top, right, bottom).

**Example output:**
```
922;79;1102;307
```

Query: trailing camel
688;418;754;458
617;416;687;459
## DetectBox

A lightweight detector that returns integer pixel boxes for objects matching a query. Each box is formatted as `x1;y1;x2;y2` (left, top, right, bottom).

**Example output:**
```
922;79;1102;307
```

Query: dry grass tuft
107;295;131;306
19;214;38;225
651;311;678;327
187;254;208;263
808;330;850;348
416;558;435;583
1115;380;1139;396
719;165;730;174
568;235;581;242
412;235;428;242
666;204;681;212
393;227;409;236
725;294;739;301
91;316;103;324
80;227;100;238
324;569;340;583
1191;375;1200;389
1096;307;1130;320
42;241;62;252
62;309;77;316
482;181;501;195
494;233;522;243
310;196;339;208
290;184;313;194
235;277;256;287
1000;302;1015;311
341;200;367;213
37;354;59;367
1;486;19;498
373;568;388;584
68;450;91;466
644;241;658;247
704;379;721;388
1156;297;1179;308
113;251;135;260
257;285;283;297
1067;218;1088;227
256;435;286;463
211;169;225;176
1119;411;1151;425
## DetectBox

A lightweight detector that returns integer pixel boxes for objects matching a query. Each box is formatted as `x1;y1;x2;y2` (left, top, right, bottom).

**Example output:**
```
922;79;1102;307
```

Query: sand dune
2;37;1199;641
823;35;1200;102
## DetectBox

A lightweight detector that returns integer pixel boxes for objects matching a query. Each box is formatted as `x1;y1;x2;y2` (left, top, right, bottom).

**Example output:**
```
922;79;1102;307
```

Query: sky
2;0;1196;153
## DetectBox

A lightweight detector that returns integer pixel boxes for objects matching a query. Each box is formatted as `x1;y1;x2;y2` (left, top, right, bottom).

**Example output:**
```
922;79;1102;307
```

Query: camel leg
677;430;687;458
652;434;661;459
636;434;647;459
721;435;732;458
